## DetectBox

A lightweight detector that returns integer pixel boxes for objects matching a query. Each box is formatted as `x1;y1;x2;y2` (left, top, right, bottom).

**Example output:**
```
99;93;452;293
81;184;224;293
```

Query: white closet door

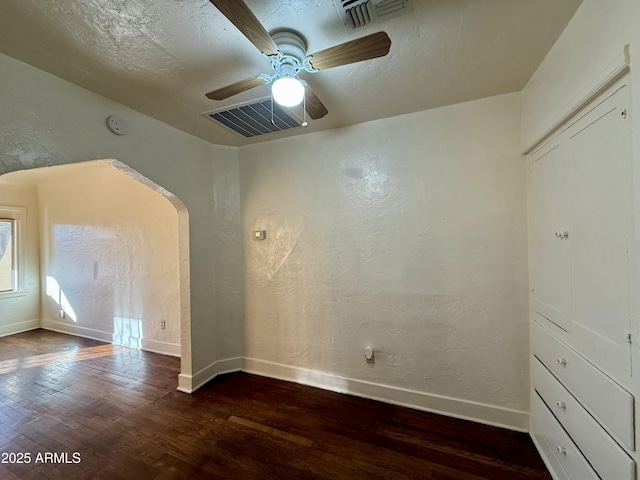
568;84;632;383
531;142;572;332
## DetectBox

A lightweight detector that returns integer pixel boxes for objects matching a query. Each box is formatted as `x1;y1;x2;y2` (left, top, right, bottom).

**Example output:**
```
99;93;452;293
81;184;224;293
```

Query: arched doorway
0;159;191;387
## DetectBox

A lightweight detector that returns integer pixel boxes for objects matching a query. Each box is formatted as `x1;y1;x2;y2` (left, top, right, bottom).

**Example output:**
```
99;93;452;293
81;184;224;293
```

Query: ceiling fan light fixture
206;2;391;123
272;76;305;107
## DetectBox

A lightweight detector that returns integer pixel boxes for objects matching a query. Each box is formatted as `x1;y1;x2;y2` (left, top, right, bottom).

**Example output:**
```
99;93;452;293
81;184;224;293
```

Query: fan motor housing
271;30;307;61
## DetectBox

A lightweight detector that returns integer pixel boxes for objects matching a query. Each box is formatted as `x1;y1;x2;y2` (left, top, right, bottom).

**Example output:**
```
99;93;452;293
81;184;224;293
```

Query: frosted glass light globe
271;77;305;107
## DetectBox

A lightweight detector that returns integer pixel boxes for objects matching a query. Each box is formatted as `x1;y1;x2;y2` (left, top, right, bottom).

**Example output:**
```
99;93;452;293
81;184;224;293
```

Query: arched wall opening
0;159;191;385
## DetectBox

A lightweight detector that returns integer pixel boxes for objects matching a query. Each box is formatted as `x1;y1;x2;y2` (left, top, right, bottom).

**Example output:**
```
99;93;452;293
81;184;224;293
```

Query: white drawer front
532;358;635;480
531;320;634;450
530;390;599;480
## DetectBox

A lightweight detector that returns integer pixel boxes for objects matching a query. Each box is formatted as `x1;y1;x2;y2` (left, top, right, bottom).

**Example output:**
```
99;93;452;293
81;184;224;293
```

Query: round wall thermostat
106;115;128;135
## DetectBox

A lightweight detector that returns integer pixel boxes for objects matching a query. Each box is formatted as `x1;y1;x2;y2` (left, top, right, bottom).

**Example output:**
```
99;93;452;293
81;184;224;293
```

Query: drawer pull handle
557;446;567;456
557;357;567;366
554;230;569;239
556;401;566;410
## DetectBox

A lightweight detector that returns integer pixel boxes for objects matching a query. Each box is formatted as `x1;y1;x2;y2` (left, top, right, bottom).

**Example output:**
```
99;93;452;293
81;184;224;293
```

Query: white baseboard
41;319;180;358
177;356;243;394
42;319;112;343
141;338;180;357
0;319;40;337
8;320;528;431
243;357;529;432
1;320;530;432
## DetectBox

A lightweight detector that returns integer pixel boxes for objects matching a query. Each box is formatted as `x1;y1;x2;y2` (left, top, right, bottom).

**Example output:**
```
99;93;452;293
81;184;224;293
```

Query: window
0;220;15;291
0;207;25;295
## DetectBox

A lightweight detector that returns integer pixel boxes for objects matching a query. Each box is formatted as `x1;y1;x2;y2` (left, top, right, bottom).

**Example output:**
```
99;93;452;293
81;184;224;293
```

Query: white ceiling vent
202;97;304;138
334;0;410;29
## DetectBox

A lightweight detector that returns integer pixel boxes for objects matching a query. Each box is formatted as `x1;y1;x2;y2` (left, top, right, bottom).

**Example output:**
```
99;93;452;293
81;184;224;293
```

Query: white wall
240;93;529;428
0;181;40;335
0;52;243;387
212;157;245;360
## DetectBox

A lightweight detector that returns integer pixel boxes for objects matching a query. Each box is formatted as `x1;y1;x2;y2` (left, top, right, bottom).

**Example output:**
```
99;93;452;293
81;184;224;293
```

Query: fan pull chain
302;88;308;127
270;91;275;126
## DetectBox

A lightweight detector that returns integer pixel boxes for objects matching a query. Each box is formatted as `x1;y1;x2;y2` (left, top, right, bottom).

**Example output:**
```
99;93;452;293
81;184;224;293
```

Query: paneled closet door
531;142;572;332
567;83;632;384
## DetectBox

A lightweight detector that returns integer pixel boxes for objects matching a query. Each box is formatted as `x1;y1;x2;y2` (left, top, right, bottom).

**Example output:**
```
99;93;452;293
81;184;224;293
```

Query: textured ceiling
0;0;582;147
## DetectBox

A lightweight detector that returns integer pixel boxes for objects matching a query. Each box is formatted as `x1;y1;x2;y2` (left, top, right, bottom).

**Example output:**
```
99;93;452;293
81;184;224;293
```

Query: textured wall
212;156;245;360
0;53;243;378
240;92;529;411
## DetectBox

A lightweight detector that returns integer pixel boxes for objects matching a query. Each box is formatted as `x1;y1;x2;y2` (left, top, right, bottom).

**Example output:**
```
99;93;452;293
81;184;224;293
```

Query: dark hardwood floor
0;329;550;480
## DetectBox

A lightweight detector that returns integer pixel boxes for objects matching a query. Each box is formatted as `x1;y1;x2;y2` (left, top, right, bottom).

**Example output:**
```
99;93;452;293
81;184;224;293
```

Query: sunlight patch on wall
113;316;142;349
45;275;77;321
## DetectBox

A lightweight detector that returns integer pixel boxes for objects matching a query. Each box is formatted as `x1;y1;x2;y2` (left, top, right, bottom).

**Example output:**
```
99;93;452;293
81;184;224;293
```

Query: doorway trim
105;160;192;387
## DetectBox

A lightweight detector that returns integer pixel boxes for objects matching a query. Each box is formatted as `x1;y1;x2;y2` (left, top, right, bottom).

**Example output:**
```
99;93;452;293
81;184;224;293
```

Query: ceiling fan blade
210;0;279;55
309;31;391;70
305;86;328;120
206;76;266;100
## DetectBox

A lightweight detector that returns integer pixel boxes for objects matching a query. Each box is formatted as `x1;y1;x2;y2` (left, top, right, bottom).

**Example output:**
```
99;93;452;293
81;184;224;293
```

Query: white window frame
0;206;26;298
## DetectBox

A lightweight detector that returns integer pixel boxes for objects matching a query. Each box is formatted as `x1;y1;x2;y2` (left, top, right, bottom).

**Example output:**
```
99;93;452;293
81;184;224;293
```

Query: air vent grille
202;98;303;138
335;0;409;29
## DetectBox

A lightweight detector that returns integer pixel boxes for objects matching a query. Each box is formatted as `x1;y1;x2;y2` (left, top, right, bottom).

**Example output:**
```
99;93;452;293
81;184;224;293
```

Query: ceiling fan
206;0;392;122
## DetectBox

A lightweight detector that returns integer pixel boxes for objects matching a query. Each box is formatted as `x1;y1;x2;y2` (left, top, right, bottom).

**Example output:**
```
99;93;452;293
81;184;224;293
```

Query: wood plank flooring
0;329;551;480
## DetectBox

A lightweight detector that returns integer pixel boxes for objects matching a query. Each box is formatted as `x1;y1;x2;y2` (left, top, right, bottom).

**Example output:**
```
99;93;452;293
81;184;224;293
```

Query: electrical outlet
160;320;166;330
58;309;65;319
